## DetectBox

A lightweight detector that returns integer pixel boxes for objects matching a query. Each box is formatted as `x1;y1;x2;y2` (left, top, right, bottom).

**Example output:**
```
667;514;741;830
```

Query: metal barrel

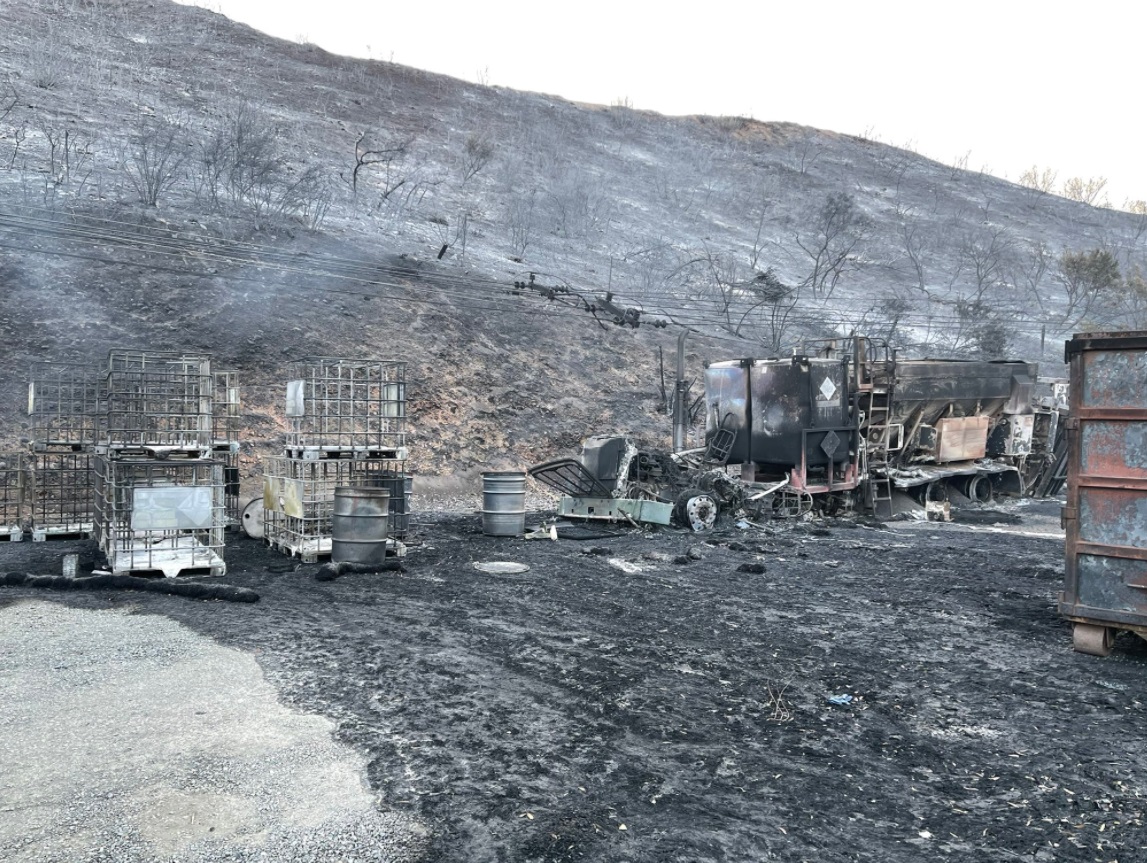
331;486;390;564
481;471;526;537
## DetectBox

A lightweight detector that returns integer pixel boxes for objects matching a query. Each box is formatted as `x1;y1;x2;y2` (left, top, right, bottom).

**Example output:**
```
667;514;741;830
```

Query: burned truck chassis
531;338;1066;530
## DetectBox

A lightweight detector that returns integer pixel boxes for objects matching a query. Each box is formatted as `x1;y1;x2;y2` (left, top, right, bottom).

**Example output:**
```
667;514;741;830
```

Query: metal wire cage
102;351;214;450
263;456;408;559
28;361;101;451
212;370;241;450
0;453;26;537
29;452;95;538
93;456;226;577
284;358;406;455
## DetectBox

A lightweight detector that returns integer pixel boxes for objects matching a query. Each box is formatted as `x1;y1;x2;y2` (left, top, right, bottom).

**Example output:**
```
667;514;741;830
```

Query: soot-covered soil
3;503;1146;862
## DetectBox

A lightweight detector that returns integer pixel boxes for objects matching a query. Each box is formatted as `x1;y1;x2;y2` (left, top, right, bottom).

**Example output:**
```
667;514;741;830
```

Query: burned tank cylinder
705;357;853;470
890;360;1037;426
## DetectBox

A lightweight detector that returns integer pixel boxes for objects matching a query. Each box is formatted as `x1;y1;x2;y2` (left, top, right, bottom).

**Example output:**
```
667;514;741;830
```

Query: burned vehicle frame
531;337;1065;530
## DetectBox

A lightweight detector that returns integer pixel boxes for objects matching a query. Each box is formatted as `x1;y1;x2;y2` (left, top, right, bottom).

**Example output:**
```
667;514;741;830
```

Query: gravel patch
0;601;429;863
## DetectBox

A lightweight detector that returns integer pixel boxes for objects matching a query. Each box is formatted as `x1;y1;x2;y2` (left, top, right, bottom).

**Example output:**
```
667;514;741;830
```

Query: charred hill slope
1;0;1144;474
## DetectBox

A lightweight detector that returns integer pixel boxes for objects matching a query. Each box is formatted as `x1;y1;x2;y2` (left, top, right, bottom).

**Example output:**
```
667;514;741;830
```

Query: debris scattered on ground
315;559;406;582
0;571;259;602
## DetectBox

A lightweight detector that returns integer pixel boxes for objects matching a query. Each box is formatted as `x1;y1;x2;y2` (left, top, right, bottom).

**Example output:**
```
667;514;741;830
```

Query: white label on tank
131;487;214;531
819;377;838;401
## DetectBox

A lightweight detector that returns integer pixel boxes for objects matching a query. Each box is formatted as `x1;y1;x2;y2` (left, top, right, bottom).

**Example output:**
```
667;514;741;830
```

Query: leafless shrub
351;129;412;198
42;127;97;188
955;223;1016;305
1125;199;1147;244
949;150;971;180
608;97;636;131
121;117;186;206
1062;176;1108;207
29;26;68;90
461;132;494;182
191;105;330;226
549;169;615;239
6;125;27;171
1019;165;1057;197
0;78;17;126
795;192;868;299
507;190;537;258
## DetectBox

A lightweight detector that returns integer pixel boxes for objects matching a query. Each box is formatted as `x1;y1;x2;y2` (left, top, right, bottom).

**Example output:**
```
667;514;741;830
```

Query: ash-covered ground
2;499;1146;863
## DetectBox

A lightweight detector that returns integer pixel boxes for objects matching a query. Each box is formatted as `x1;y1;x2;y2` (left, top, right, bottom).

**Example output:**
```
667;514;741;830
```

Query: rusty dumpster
1061;330;1147;655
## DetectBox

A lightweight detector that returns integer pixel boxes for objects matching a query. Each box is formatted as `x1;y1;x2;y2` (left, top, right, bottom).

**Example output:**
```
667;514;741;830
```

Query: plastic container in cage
93;456;226;577
263;456;407;561
284;358;406;457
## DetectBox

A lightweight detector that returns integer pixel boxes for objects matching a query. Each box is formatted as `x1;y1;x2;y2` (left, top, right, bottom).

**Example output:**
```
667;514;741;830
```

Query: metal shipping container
1061;330;1147;655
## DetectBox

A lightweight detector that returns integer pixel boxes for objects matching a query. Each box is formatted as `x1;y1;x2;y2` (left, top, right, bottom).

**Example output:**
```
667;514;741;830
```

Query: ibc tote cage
101;350;213;453
212;370;242;526
28;452;95;539
28;361;101;451
93;456;226;577
285;358;406;457
263;456;407;562
0;454;26;539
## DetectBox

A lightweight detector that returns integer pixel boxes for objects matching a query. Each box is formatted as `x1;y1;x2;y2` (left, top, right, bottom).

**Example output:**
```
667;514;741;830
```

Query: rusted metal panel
1062;332;1147;639
934;415;989;461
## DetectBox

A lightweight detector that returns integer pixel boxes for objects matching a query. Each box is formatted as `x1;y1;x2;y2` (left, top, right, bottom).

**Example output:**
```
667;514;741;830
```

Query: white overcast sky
178;0;1145;207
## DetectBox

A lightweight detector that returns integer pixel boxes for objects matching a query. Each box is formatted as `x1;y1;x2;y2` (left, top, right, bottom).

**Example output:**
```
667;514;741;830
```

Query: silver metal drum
331;486;391;564
481;471;526;537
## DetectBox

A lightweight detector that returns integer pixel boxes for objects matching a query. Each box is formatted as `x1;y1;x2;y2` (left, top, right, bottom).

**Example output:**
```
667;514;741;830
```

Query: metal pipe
673;330;689;453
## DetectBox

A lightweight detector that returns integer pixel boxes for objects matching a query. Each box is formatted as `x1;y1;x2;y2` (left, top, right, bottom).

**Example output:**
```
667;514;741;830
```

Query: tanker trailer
704;339;1051;515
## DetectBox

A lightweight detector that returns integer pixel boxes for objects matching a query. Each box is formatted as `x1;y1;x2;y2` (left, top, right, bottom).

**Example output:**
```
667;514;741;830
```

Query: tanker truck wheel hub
676;489;718;532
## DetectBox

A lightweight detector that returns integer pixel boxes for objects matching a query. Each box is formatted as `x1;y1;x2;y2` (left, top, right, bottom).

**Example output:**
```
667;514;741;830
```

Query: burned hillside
2;0;1147;473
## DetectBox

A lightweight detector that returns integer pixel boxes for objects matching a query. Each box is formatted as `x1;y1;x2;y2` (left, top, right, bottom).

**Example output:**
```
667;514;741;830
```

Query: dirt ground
2;499;1146;862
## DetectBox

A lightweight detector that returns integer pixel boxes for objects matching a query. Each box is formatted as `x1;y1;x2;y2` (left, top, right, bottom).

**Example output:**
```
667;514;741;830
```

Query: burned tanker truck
530;337;1064;529
704;338;1063;518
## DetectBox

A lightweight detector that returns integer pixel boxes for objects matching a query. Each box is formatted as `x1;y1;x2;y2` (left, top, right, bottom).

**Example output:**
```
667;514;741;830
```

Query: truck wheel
1072;623;1115;657
675;488;718;532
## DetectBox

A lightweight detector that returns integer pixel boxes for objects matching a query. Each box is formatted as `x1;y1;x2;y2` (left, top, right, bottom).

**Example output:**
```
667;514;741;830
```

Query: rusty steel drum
1061;331;1147;655
331;486;390;564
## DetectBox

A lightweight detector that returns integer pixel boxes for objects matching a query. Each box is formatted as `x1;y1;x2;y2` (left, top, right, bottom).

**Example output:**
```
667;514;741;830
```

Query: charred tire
674;488;719;532
963;474;994;503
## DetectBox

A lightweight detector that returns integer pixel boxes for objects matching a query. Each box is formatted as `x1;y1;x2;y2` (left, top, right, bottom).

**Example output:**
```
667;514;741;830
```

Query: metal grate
0;453;26;535
29;361;101;451
212;370;241;450
284;358;406;455
29;452;95;537
93;456;226;577
263;456;408;557
102;350;214;450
